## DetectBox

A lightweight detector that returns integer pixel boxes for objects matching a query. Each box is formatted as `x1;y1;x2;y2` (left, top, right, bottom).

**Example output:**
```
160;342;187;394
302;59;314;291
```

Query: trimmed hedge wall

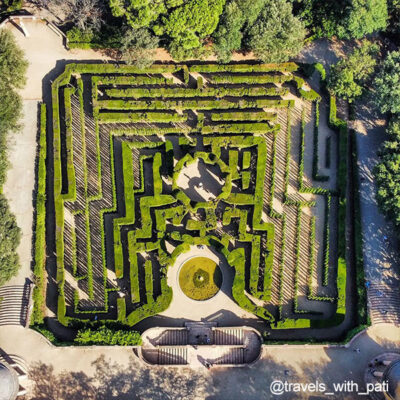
45;61;354;338
32;103;47;325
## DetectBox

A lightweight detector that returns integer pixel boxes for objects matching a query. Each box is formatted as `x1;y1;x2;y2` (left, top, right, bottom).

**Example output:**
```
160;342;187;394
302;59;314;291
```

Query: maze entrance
48;62;350;338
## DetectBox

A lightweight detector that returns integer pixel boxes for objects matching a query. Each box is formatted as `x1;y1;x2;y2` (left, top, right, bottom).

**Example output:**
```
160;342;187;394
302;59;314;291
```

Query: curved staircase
368;284;400;325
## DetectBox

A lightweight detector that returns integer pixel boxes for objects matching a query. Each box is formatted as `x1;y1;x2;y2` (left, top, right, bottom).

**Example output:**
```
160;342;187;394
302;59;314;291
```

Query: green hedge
312;101;329;181
208;74;293;85
98;98;293;111
32;103;47;325
106;86;288;99
189;63;298;73
96;75;174;86
98;111;187;124
210;111;276;122
74;326;142;346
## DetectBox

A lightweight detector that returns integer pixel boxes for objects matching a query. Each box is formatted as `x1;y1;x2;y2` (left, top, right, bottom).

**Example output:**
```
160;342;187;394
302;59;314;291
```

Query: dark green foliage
120;28;159;69
74;326;142;345
32;104;47;325
213;0;266;63
294;0;341;38
245;0;306;63
374;116;400;229
0;30;28;183
66;27;95;44
387;0;400;40
0;29;28;92
327;41;379;103
0;195;21;286
155;0;226;59
109;0;167;28
0;29;27;287
338;0;388;39
0;0;21;12
373;51;400;114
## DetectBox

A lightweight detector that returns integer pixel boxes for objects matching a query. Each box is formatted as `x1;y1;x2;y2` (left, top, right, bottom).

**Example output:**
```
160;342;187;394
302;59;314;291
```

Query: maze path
49;63;342;330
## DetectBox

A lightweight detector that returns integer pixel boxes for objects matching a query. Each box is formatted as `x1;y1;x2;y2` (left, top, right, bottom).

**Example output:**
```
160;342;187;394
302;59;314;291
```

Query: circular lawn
178;257;222;301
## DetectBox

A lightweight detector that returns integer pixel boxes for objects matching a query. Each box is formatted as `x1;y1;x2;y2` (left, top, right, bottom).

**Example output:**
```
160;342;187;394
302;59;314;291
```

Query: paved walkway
353;105;400;284
353;102;400;324
3;101;38;286
0;324;399;399
162;246;259;325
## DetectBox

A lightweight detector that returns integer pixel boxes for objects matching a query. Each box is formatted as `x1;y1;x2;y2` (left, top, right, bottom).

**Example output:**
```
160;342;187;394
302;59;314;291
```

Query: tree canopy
0;29;26;286
245;0;306;63
327;41;379;103
373;51;400;114
120;28;159;68
375;117;400;230
109;0;167;29
338;0;388;39
0;195;21;287
155;0;226;59
213;0;267;62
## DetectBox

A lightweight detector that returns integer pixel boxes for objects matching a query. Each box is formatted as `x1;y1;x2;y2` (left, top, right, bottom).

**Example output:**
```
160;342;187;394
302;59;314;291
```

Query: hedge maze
46;62;348;335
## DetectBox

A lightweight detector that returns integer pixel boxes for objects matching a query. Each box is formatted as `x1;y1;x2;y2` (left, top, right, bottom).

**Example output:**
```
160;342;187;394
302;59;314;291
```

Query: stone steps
0;285;31;327
368;285;400;325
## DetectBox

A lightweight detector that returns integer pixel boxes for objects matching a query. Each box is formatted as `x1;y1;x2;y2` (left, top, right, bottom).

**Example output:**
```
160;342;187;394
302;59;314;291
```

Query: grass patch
179;257;222;301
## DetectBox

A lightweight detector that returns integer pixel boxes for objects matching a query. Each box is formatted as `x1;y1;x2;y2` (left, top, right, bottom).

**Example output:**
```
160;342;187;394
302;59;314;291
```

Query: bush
373;51;400;114
74;326;142;345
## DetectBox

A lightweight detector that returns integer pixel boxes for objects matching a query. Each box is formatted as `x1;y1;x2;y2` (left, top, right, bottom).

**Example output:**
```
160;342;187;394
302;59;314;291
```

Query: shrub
74;326;142;345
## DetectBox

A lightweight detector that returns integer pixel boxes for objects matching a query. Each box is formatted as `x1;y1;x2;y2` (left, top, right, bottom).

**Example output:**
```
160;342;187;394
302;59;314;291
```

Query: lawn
178;257;222;301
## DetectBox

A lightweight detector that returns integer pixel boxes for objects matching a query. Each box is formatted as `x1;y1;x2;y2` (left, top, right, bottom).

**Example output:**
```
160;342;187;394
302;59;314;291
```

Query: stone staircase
155;329;188;346
368;284;400;325
213;328;244;345
212;348;244;365
157;346;188;365
0;284;32;327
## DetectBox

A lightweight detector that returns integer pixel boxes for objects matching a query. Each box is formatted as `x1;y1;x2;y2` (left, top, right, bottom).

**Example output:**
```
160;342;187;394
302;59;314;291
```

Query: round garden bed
178;257;223;301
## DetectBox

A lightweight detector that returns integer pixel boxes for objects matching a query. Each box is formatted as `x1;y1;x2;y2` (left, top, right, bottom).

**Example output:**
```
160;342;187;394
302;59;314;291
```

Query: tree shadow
29;355;209;400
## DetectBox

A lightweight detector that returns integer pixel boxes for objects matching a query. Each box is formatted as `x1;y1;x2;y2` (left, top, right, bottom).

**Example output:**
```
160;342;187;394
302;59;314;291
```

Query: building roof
0;363;18;400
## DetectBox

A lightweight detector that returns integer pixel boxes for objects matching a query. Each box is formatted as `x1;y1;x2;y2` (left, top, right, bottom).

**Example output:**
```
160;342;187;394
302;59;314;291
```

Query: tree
0;29;28;92
0;195;21;286
154;0;226;59
338;0;388;39
213;1;244;63
327;41;379;103
0;29;26;286
109;0;167;29
120;28;159;69
375;117;400;230
290;0;347;38
0;29;28;186
213;0;266;63
373;51;400;114
387;0;400;43
245;0;306;63
68;0;105;31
